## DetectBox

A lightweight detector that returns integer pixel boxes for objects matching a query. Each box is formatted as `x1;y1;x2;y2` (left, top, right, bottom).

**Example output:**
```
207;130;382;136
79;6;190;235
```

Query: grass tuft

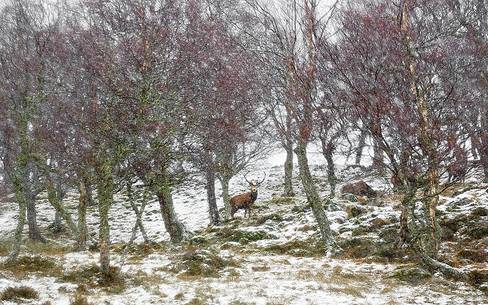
0;286;39;301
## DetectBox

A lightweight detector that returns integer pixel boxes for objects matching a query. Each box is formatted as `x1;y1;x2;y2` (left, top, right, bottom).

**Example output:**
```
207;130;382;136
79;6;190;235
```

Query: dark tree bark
321;139;337;197
219;175;232;219
52;211;62;233
51;182;66;233
77;178;88;250
283;142;295;197
26;164;45;243
355;129;367;165
372;137;384;171
85;177;96;206
480;104;488;181
204;150;220;225
96;156;114;277
205;164;220;225
27;194;45;242
156;186;186;243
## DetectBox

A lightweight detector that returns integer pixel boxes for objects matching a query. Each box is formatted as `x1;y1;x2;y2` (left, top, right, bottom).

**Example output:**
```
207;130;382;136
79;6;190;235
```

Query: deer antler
243;172;253;185
256;172;266;185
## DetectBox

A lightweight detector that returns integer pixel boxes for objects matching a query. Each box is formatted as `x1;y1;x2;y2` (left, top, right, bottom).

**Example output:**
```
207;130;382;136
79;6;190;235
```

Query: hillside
0;149;487;304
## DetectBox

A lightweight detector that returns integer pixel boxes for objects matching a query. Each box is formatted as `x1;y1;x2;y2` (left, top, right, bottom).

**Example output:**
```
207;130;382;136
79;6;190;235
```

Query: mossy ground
1;255;63;277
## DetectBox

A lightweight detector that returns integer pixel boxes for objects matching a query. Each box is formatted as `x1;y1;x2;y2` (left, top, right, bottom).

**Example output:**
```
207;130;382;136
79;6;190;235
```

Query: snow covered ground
0;146;487;304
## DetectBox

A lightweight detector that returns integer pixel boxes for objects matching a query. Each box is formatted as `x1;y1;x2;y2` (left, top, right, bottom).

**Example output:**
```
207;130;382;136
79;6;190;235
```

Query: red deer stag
230;173;266;219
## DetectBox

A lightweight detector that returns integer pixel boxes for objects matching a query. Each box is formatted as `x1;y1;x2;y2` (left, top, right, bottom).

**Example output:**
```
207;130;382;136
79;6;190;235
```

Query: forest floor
0;147;487;304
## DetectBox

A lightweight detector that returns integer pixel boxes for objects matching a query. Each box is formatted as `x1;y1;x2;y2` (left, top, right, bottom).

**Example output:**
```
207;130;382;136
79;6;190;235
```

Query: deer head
243;172;266;193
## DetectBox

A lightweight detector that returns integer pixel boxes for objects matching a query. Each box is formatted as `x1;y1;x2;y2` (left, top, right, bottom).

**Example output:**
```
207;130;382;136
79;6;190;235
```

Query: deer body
229;173;265;219
230;190;257;218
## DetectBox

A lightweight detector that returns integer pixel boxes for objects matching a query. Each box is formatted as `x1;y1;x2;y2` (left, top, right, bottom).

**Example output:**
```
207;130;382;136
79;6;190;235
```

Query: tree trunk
27;193;45;242
283;143;295;197
355;129;367;165
77;179;88;250
470;134;480;160
295;139;334;252
126;183;149;243
401;0;440;257
7;166;28;262
96;157;114;277
51;183;66;233
46;180;79;236
52;211;62;233
84;175;96;206
220;176;231;219
480;103;488;181
321;140;337;197
156;185;186;243
206;165;220;225
372;138;384;171
397;183;416;247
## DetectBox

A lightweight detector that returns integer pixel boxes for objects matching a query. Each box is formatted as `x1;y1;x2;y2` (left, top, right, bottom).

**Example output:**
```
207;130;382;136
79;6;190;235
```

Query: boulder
341;181;378;198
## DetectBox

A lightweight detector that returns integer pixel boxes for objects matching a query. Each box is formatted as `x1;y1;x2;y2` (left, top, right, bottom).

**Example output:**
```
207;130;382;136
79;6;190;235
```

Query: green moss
0;286;39;301
216;227;276;244
263;196;296;205
171;249;239;278
25;241;71;255
255;213;283;225
0;241;11;256
262;238;325;257
389;265;431;284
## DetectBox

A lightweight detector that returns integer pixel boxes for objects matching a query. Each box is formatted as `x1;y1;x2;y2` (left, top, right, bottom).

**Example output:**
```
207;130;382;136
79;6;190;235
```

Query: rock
379;225;399;243
341;181;378;198
441;226;456;241
351;226;370;236
390;265;431;284
339;237;377;258
346;204;367;218
370;217;389;229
